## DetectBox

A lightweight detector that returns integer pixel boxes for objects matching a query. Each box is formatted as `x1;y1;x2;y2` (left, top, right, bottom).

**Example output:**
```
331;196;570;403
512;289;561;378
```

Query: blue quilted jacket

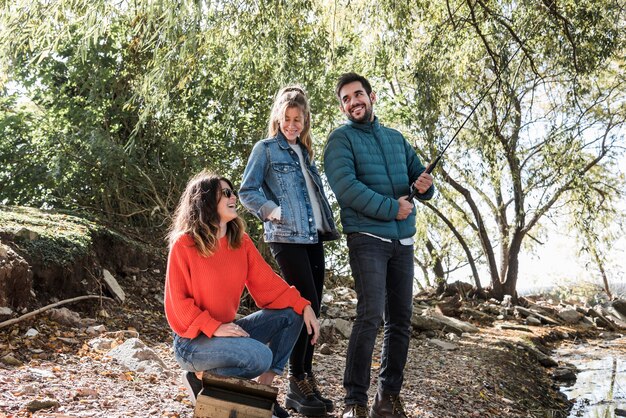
323;117;434;239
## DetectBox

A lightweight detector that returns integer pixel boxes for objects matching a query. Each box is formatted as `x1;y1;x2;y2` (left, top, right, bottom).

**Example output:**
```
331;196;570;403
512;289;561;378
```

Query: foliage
1;0;625;298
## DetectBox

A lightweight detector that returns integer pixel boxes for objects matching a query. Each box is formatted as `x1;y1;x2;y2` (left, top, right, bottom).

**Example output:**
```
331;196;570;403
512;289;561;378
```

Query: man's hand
302;305;320;345
213;322;250;337
413;172;433;194
396;196;414;220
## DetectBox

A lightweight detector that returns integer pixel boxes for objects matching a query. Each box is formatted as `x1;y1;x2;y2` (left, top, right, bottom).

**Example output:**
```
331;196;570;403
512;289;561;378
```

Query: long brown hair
267;85;314;158
168;171;245;256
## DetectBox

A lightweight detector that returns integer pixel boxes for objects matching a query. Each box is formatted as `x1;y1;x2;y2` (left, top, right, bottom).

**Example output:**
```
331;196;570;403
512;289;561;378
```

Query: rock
321;293;334;304
0;243;8;258
319;343;332;355
0;306;13;319
557;308;582;324
0;246;33;309
102;269;126;303
552;367;576;382
106;338;169;376
48;307;82;327
86;324;108;336
525;316;542;326
612;299;626;317
1;353;22;366
514;306;561;325
26;399;60;413
318;318;338;345
16;227;39;241
428;338;458;351
615;408;626;417
88;337;115;351
333;318;353;339
520;344;558;367
502;295;513;308
25;328;39;337
499;324;533;332
412;310;478;335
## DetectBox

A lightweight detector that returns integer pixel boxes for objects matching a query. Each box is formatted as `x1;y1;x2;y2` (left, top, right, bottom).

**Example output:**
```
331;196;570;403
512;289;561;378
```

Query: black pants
269;239;325;378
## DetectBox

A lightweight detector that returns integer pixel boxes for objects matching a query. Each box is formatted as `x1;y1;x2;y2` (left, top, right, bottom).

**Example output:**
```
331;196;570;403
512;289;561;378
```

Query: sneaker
306;373;334;412
272;402;290;418
181;371;203;405
285;375;327;416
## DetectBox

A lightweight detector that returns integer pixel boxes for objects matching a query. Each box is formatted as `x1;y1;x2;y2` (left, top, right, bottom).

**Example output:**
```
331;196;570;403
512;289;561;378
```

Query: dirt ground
0;268;576;418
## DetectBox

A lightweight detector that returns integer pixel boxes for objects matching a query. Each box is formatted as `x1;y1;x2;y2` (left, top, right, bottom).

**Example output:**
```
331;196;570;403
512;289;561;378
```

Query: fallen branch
0;295;114;329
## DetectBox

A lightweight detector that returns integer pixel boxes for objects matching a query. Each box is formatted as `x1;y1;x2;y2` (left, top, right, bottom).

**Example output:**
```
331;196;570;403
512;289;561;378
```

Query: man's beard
347;106;372;123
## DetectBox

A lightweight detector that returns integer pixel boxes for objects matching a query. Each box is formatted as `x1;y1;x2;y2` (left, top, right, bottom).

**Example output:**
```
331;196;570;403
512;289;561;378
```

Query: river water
556;336;626;417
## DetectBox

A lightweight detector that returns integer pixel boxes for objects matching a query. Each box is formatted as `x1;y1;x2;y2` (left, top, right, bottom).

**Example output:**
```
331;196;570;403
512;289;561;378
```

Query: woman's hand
213;322;249;337
302;305;320;345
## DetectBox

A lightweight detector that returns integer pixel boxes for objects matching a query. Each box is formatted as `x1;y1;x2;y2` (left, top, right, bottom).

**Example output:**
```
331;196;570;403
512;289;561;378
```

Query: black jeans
269;239;325;378
344;233;414;405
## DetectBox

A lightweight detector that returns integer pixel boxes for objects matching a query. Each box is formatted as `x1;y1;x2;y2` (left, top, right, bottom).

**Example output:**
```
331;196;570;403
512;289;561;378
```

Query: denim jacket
240;131;339;244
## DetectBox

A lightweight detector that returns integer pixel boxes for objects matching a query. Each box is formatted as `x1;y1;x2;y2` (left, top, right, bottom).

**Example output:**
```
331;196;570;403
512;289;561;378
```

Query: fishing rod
407;44;523;201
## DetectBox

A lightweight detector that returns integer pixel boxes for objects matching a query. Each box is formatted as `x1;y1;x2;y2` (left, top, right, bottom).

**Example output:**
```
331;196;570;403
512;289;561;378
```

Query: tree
327;0;626;300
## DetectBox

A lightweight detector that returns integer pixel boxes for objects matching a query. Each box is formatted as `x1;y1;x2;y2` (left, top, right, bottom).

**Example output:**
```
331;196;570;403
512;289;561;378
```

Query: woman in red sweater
164;171;319;418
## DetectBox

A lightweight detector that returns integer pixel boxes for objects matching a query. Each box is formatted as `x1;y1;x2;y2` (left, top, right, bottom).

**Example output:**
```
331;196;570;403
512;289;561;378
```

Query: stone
428;338;458;351
26;399;60;413
86;324;107;336
88;337;115;351
525;316;542;326
1;353;22;366
557;308;583;324
48;307;82;327
333;318;353;339
319;343;332;355
0;306;13;319
25;328;39;337
102;269;126;303
552;367;576;382
612;299;626;317
107;338;169;376
16;228;39;241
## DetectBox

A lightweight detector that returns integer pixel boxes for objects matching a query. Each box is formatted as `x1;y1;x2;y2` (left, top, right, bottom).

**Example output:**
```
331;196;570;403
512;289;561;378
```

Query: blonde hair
168;171;245;256
267;85;313;158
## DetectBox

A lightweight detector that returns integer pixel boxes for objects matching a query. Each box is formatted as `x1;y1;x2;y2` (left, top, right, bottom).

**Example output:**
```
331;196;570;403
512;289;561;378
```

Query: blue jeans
173;308;303;378
344;233;414;405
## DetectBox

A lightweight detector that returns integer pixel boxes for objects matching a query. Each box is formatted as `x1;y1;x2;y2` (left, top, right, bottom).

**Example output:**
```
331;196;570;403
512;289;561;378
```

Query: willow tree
0;0;334;229
328;0;626;299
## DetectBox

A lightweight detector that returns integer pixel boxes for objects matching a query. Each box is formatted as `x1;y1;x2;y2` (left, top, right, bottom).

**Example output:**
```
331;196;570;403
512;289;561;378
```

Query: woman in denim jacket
240;86;339;417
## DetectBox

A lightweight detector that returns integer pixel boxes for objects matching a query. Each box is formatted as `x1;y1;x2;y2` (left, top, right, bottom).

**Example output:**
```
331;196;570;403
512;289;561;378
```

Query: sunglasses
221;188;238;199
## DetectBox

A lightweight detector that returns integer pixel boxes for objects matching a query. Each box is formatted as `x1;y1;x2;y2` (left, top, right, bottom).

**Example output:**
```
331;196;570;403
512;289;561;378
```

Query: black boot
285;375;327;416
370;390;408;418
306;373;334;412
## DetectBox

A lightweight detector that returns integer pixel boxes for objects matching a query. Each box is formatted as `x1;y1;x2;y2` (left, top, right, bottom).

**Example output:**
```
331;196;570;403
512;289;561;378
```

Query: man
323;73;434;418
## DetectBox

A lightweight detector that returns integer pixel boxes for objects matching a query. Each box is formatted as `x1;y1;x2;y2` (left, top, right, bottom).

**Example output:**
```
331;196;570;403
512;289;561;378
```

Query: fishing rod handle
406;159;438;201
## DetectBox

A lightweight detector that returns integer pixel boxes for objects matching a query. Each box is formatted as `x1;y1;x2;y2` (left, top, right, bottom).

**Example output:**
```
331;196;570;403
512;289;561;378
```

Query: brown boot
342;403;369;418
370;390;408;418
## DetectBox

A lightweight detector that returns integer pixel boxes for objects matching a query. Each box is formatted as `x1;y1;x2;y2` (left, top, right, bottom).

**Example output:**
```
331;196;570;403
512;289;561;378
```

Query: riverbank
0;272;579;417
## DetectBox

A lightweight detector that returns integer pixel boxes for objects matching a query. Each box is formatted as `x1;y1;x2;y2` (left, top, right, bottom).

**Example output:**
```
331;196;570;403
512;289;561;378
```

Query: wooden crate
193;372;278;418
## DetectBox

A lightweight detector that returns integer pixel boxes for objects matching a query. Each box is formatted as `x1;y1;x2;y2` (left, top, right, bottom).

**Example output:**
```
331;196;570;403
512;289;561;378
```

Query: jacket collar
276;130;300;150
347;115;380;132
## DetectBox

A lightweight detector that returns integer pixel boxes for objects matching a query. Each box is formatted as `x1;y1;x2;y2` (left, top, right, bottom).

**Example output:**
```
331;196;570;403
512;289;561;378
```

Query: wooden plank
194;394;273;418
201;372;278;399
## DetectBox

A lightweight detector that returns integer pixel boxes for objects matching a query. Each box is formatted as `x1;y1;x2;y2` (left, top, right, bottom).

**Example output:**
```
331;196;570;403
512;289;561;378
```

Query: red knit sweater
164;233;310;339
